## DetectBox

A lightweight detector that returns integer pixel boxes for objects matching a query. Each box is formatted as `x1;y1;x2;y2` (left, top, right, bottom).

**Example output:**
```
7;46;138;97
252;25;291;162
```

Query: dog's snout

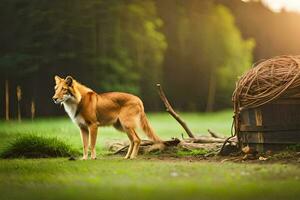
52;97;58;102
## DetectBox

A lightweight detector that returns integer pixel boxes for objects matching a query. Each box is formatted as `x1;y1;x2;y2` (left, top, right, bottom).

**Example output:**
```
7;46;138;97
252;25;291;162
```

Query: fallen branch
113;146;127;155
156;84;195;138
109;137;238;156
109;138;226;155
179;142;222;151
109;138;181;155
207;129;224;139
218;135;239;156
112;140;157;155
184;136;226;143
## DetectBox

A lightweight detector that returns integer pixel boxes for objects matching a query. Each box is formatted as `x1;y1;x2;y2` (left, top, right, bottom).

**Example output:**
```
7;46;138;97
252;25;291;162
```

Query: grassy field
0;111;234;154
0;110;300;200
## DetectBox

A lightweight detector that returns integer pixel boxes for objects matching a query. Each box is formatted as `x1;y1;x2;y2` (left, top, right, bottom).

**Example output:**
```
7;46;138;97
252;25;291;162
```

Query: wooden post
31;100;35;120
5;80;9;121
16;86;22;122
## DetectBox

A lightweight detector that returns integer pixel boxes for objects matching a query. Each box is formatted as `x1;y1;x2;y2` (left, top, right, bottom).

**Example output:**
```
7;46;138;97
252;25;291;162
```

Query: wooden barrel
238;98;300;152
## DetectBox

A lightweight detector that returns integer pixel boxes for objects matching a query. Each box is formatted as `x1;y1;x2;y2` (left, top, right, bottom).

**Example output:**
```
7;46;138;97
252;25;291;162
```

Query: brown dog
52;76;162;159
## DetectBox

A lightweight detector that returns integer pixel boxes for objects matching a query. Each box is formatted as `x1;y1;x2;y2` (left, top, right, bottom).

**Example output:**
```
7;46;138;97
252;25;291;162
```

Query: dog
52;75;163;159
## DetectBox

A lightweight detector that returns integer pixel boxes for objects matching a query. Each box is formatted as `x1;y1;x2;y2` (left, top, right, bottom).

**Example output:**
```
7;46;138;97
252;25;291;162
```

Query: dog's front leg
80;126;89;160
89;124;98;160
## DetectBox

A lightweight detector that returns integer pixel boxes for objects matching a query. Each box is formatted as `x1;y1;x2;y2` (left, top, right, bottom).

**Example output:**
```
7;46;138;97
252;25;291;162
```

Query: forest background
1;0;300;118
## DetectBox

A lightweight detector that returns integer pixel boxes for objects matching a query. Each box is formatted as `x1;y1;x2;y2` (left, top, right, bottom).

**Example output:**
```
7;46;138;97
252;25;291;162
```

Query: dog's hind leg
124;135;134;159
128;128;141;159
89;123;98;160
123;127;141;159
118;107;141;159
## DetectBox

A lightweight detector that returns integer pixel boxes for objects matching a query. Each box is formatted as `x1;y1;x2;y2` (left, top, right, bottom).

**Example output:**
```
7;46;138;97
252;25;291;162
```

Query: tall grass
0;135;80;158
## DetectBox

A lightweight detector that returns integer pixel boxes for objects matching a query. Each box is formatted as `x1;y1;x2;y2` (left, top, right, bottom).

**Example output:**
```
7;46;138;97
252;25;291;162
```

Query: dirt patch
107;148;300;165
104;139;300;164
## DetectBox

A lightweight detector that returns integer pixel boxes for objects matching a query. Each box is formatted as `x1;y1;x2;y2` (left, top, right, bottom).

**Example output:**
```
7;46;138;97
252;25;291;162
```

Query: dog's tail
140;112;162;143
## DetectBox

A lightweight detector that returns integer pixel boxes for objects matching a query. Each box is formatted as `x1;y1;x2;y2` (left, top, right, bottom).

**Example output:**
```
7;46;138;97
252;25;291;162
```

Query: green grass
0;135;80;158
176;149;209;157
0;110;234;155
0;110;300;200
1;159;300;200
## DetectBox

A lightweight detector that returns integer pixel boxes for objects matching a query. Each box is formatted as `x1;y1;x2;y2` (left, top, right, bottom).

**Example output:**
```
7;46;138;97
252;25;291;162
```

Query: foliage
219;0;300;61
88;0;166;99
157;1;254;111
3;0;300;115
286;144;300;152
0;135;79;158
176;149;209;156
0;0;166;117
0;0;256;117
212;5;255;108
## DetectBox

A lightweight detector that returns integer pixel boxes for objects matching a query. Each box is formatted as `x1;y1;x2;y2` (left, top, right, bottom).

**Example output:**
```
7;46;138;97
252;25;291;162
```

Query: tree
156;0;254;111
89;0;166;109
0;0;167;117
200;5;255;111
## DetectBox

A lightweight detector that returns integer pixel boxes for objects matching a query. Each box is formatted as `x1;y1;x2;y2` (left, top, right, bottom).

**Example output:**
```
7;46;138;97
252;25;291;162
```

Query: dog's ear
65;76;73;86
54;75;62;85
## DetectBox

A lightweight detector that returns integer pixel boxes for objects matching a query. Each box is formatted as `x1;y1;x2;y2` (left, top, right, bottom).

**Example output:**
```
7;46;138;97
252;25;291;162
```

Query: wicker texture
233;55;300;114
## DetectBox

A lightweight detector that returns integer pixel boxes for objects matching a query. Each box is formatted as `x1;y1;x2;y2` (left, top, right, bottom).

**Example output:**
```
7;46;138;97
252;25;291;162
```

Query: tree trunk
206;70;216;112
95;13;100;56
5;80;9;121
31;100;35;120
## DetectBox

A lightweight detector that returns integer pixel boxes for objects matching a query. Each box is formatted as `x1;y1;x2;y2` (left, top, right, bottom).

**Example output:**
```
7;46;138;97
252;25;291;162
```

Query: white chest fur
63;102;86;127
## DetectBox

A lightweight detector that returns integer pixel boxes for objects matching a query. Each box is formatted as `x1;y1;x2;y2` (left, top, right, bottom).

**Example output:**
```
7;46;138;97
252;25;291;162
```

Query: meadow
0;110;300;200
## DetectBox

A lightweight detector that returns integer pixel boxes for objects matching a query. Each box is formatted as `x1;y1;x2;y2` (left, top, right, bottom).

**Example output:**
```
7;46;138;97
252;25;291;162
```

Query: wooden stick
112;138;181;155
156;84;195;138
184;136;225;143
218;135;238;155
5;80;9;121
207;129;223;138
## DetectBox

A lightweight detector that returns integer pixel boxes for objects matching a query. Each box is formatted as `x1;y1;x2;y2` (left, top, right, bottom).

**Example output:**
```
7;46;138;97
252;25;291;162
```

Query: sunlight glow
262;0;300;12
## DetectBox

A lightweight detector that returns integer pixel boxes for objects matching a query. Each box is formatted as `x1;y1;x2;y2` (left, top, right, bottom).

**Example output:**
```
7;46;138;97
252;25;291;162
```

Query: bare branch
156;84;195;138
207;129;224;138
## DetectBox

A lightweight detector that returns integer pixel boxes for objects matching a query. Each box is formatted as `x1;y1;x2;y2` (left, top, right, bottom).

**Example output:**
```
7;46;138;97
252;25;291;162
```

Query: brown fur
52;75;162;159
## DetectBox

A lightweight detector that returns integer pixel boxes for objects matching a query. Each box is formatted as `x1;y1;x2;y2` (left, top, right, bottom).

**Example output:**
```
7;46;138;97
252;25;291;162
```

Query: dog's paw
129;155;137;159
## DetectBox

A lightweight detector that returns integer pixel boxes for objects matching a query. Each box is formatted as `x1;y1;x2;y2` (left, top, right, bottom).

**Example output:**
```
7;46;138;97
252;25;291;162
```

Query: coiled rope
220;55;300;154
233;55;300;114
